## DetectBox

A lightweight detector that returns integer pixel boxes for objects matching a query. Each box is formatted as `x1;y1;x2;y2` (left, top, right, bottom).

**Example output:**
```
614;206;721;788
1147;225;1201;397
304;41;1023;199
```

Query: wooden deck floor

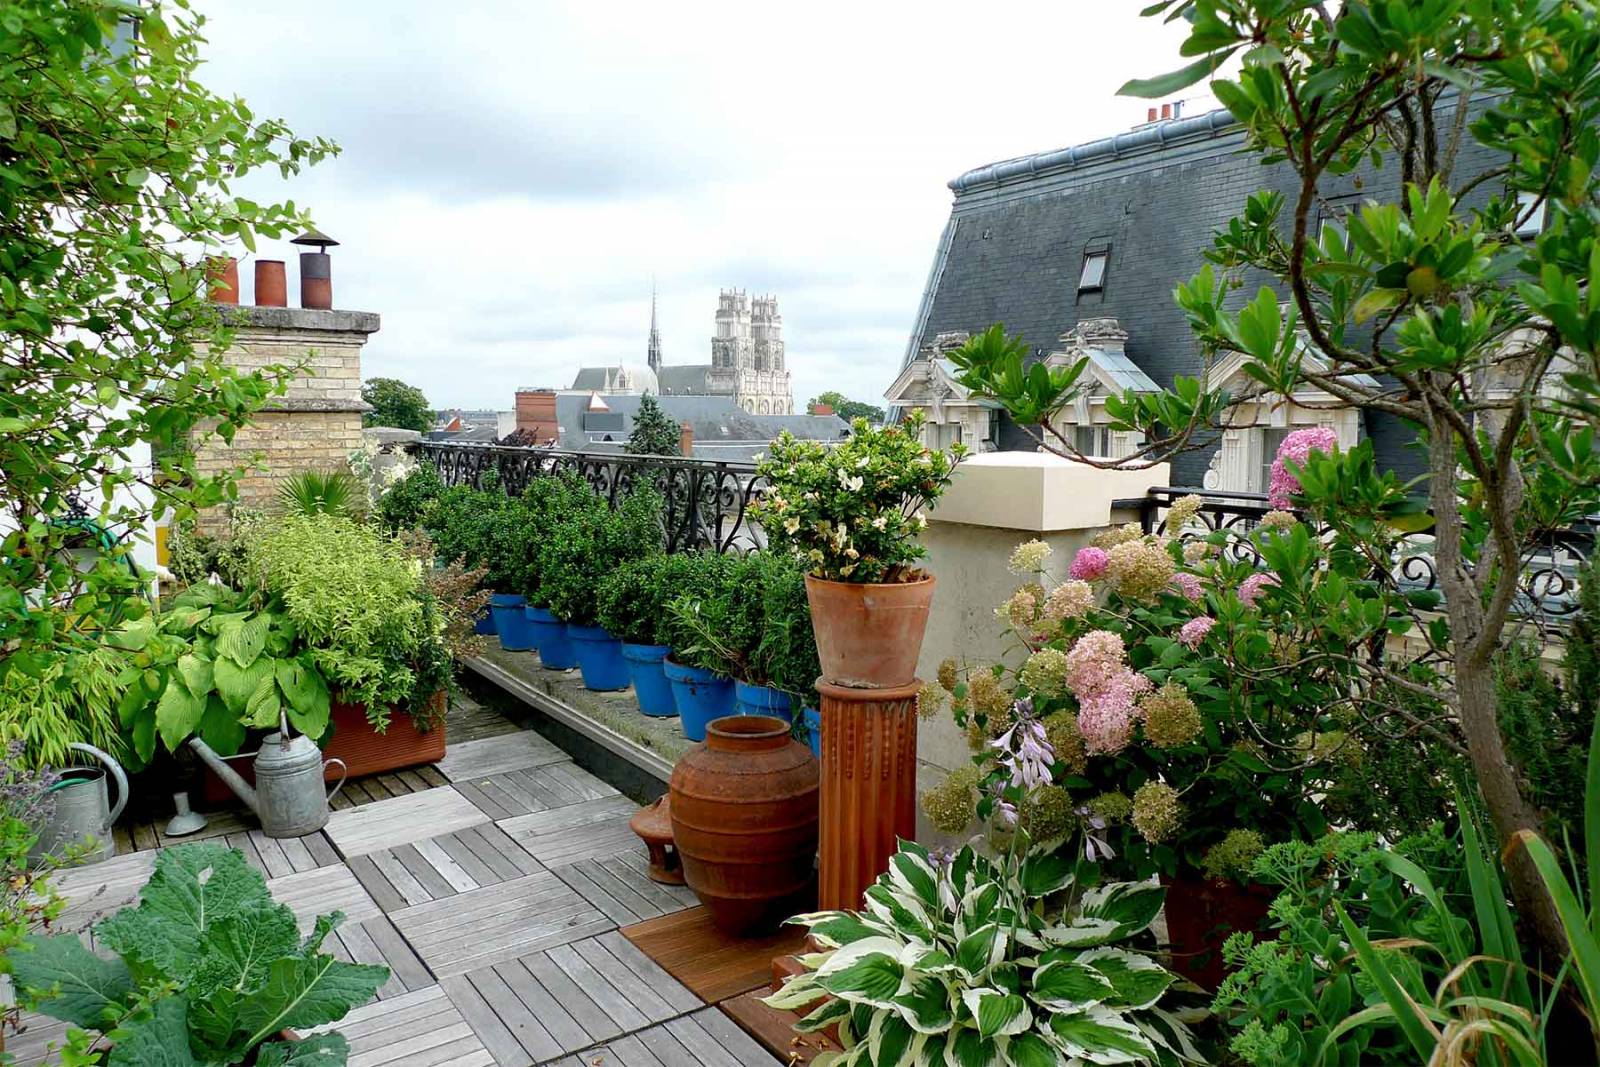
11;693;777;1067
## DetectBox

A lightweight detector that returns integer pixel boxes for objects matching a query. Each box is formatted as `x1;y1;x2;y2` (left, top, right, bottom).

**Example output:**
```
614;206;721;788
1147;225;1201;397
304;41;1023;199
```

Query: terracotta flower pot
322;695;448;779
1161;874;1277;990
804;574;935;689
669;715;819;935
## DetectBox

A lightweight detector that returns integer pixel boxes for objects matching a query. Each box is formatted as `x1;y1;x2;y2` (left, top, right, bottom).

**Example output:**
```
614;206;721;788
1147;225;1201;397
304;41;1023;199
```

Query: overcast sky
199;2;1202;414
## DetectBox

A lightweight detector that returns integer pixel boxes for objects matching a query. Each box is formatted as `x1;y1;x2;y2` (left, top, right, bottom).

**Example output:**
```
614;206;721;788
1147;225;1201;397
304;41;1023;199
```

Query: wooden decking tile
307;983;494;1066
221;829;339;878
391;870;612;978
348;824;544;912
266;862;383;932
325;786;489;858
324;914;435;1000
453;761;618;820
497;795;639;868
444;932;706;1066
51;849;157;931
437;732;567;782
553;849;696;925
620;907;811;1005
550;1009;780;1067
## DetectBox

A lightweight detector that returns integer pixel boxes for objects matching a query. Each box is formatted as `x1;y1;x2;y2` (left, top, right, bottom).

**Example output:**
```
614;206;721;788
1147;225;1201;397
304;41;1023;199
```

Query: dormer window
1078;249;1109;294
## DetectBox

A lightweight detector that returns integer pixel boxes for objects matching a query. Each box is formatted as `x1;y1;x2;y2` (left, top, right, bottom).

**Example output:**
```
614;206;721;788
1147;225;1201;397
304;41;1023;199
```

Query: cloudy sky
199;2;1201;414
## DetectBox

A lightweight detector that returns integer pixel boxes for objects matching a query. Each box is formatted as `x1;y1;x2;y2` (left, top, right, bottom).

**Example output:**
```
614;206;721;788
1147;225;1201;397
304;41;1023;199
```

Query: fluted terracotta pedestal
816;678;921;912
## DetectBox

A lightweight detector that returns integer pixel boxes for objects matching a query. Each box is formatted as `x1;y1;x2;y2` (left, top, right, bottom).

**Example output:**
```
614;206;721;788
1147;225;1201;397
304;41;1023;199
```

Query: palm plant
277;470;360;518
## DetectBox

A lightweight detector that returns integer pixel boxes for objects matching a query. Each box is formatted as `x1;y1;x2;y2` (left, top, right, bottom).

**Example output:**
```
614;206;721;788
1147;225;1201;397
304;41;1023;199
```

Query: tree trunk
1428;401;1570;964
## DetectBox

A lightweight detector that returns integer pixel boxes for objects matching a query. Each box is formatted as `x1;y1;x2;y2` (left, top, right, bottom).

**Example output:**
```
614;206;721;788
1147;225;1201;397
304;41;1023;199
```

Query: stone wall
191;306;379;532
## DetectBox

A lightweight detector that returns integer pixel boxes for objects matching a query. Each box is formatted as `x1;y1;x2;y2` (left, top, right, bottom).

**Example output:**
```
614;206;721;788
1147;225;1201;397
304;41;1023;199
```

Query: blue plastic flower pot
663;658;735;742
733;680;793;723
622;643;676;717
490;593;534;651
524;605;577;670
567;624;631;691
474;604;496;636
803;706;822;758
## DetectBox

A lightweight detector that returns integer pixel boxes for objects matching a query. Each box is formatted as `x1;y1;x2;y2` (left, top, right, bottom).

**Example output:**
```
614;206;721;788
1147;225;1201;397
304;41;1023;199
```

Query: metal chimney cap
291;229;340;250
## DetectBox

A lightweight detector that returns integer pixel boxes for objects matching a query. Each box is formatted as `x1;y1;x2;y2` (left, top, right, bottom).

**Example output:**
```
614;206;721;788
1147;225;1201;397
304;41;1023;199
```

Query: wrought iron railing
415;442;769;555
1118;486;1594;622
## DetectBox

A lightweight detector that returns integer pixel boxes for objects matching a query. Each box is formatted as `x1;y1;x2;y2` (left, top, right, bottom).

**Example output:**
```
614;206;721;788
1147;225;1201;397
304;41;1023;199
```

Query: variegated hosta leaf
1139;1006;1207;1064
868;1011;918;1066
889;849;942;911
1051;1006;1160;1065
1000;1032;1064;1067
1077;948;1175;1011
795;997;852;1033
763;972;828;1011
865;883;937;941
954;883;1003;943
1029;956;1117;1013
798;911;892;949
818;947;907;1008
1016;848;1075;897
1039;917;1122;948
961;987;1032;1039
893;973;956;1034
945;1025;1002;1067
1077;880;1165;938
954;922;1007;979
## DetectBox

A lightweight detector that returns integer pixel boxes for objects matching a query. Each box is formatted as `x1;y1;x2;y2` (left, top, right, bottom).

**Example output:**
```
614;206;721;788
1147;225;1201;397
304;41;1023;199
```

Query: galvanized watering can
31;743;128;866
189;730;346;838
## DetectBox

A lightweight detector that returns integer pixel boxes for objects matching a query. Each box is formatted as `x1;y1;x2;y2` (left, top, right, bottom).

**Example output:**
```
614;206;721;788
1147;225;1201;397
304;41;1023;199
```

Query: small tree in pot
752;412;964;689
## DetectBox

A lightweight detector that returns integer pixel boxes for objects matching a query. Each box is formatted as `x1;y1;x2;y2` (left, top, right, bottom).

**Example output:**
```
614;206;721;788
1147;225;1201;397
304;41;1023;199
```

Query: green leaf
817;953;904;1006
1334;902;1439;1061
956;923;1004;978
216;613;269;669
246;671;283;729
108;996;204;1067
155;675;207;752
1051;1008;1158;1063
10;933;134;1027
176;652;214;698
1017;850;1074;897
894;973;955;1034
1353;288;1404;324
236;953;391;1045
1080;949;1175;1010
199;694;248;756
253;1033;352;1065
1118;50;1234;98
1078;881;1165;936
277;657;331;739
1030;958;1115;1012
948;1026;1001;1067
1003;1032;1060;1067
962;988;1031;1038
97;844;268;978
214;655;274;716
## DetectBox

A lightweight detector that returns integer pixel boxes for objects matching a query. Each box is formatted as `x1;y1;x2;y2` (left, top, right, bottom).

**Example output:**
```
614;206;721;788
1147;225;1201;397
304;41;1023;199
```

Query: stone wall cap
259;397;372;414
218;305;381;334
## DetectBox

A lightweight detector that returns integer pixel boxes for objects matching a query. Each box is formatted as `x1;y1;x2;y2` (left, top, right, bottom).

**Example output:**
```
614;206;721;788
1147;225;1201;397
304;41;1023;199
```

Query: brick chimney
515;388;559;443
810;402;834;416
679;420;694;457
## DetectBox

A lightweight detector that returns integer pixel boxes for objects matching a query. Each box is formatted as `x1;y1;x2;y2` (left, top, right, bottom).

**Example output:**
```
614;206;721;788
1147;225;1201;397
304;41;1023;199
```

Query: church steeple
646;280;662;376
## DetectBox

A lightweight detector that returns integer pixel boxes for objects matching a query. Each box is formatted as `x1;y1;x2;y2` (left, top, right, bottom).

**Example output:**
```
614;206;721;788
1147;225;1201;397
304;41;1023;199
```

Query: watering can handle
323;758;348;807
67;742;128;829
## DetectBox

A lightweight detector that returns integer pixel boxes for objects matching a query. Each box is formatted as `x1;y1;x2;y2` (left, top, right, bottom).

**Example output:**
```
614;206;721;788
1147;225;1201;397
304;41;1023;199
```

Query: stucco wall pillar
191;305;379;532
913;452;1170;838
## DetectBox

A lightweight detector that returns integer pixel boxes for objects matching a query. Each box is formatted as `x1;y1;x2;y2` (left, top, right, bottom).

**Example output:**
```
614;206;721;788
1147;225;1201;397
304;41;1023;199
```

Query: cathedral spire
647;279;662;376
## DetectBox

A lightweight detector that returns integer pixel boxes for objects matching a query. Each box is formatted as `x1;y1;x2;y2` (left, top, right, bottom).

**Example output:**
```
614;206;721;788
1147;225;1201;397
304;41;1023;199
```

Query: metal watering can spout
188;737;260;816
189;732;346;839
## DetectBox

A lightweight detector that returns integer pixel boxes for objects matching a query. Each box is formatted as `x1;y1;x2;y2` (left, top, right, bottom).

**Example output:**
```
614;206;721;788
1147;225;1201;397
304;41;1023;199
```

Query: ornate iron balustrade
1119;486;1594;622
415;442;769;555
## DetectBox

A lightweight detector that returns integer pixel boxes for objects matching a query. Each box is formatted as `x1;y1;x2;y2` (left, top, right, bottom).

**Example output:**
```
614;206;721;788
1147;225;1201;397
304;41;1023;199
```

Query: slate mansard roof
901;105;1507;485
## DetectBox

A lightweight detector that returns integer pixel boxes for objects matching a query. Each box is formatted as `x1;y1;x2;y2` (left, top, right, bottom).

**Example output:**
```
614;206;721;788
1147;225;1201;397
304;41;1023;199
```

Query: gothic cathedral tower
707;288;793;414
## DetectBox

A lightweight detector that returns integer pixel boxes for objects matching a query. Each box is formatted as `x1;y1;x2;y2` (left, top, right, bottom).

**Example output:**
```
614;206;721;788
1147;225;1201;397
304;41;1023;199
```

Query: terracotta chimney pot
205;256;239;304
253;260;287;307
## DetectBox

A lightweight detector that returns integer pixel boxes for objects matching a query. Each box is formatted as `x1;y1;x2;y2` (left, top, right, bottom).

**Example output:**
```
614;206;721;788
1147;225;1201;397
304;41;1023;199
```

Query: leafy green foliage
663;550;818;696
9;843;383;1065
538;482;663;627
277;471;361;519
246;517;448;730
768;839;1201;1066
807;390;886;425
0;0;334;671
360;377;432;433
0;645;130;768
374;461;445;536
752;412;963;583
107;584;328;766
624;393;682;456
596;552;708;647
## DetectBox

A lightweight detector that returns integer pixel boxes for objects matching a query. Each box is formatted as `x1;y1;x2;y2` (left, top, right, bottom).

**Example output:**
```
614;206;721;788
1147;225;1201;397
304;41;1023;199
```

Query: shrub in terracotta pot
752;411;963;688
595;551;714;717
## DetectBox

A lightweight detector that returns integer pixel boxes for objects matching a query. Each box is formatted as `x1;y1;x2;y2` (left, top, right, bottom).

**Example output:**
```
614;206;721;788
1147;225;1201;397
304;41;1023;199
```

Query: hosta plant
8;843;387;1065
765;839;1204;1066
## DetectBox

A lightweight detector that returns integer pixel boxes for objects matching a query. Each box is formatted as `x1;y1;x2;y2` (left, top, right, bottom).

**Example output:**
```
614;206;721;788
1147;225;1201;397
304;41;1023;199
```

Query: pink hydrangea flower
1178;616;1215;649
1064;631;1126;695
1169;572;1204;602
1267;426;1338;509
1238;572;1279;608
1069;546;1109;581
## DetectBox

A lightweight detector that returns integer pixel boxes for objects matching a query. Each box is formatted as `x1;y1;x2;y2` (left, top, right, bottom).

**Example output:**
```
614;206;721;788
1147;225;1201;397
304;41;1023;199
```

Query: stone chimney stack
679;420;694;457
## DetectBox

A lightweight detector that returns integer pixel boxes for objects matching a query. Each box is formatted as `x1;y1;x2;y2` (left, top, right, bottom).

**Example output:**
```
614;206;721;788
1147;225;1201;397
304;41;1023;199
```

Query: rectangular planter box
199;692;448;805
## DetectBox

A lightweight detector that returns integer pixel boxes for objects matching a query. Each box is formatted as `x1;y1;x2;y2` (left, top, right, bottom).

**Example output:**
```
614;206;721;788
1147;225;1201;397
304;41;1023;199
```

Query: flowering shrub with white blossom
751;412;965;583
919;491;1418;885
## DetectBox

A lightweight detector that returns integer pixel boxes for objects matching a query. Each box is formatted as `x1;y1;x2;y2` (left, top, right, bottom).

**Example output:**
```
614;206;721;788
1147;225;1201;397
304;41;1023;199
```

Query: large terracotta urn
804;574;935;689
669;715;819;935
